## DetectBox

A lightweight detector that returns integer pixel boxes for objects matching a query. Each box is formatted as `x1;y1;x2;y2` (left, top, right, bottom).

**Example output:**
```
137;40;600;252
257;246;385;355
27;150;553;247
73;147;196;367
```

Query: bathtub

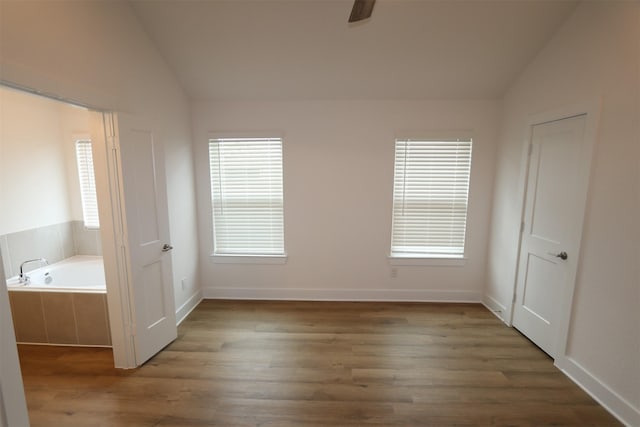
7;255;106;292
7;256;111;346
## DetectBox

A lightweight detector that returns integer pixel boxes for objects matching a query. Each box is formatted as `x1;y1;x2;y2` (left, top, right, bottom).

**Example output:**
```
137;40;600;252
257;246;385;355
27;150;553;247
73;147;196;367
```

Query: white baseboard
175;289;203;325
202;287;482;302
556;356;640;427
482;294;509;325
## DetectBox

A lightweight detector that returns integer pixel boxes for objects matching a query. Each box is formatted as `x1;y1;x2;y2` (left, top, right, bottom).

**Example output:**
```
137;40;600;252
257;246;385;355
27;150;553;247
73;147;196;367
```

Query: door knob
162;244;173;252
555;251;568;260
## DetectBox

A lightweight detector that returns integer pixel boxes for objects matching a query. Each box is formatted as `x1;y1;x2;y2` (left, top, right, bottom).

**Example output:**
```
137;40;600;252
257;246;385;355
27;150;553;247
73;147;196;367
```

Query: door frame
508;99;601;362
92;112;139;368
0;81;142;369
0;251;30;426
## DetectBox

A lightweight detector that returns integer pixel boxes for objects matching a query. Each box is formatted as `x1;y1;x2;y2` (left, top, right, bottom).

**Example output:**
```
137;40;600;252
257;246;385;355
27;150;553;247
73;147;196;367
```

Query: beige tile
34;223;65;264
6;228;39;274
73;293;111;346
73;221;101;256
95;232;103;256
58;222;75;259
0;235;13;277
42;292;77;344
9;291;47;343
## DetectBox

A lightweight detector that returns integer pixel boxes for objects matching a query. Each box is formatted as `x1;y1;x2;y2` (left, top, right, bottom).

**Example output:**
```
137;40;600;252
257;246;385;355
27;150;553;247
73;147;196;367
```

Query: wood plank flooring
18;300;621;426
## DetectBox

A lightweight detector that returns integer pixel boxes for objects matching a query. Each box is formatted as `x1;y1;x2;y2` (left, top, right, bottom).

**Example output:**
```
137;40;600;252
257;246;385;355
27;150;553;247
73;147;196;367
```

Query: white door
114;114;177;366
513;114;589;358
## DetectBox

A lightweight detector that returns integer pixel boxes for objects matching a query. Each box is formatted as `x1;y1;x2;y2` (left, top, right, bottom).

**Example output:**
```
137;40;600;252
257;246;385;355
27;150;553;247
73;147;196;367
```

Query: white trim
556;356;640;427
388;256;466;267
175;290;203;326
0;251;30;427
507;119;536;324
208;130;285;140
394;129;474;141
0;79;108;112
203;287;482;302
482;294;508;325
93;112;137;369
211;254;288;264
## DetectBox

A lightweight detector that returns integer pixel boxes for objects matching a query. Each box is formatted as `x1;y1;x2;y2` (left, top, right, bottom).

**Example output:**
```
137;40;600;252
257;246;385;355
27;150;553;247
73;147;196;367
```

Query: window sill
210;254;288;264
388;255;466;267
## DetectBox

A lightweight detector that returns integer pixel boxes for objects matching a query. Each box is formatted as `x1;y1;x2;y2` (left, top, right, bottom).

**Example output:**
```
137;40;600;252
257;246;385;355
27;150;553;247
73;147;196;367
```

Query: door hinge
107;136;118;151
520;221;525;233
128;324;137;337
512;292;517;304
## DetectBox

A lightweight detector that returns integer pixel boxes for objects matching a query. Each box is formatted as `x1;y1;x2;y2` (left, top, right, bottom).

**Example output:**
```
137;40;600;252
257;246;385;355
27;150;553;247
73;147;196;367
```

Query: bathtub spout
19;258;48;284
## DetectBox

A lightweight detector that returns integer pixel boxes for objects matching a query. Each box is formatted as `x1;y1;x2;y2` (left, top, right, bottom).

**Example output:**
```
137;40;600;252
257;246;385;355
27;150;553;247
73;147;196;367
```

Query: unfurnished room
0;0;638;426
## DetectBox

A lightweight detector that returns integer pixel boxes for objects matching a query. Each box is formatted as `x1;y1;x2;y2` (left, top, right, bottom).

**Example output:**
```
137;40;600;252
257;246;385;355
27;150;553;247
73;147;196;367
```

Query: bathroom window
390;138;472;259
75;140;100;229
208;137;285;258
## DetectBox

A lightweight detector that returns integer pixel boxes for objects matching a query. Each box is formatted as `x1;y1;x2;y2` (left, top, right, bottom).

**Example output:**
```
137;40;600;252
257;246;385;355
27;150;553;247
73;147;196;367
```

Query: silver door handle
555;251;568;260
162;244;173;252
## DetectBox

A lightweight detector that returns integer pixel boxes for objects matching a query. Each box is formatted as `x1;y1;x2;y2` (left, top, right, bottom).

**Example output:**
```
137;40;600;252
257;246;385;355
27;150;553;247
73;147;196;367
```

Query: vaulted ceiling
130;0;578;101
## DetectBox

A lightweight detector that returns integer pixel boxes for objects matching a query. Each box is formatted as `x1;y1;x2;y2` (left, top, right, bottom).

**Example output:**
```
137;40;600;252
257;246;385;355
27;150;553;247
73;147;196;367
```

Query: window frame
388;132;473;266
207;132;287;263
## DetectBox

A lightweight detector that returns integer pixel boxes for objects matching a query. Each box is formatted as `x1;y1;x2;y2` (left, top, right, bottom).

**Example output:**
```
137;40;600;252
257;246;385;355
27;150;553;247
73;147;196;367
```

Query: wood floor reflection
19;300;621;426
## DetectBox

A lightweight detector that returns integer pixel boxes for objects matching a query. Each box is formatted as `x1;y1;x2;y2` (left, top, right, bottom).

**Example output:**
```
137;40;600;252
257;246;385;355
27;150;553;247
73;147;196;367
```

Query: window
75;140;100;229
390;138;472;258
209;137;285;257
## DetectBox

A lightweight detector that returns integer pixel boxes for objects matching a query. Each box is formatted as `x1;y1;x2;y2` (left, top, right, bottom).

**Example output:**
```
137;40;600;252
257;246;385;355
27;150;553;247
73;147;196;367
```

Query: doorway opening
1;82;179;372
0;85;112;347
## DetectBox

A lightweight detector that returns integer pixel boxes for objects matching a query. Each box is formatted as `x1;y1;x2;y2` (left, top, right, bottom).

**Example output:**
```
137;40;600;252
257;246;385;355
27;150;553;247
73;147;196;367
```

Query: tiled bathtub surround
9;291;111;346
0;221;101;278
71;221;102;257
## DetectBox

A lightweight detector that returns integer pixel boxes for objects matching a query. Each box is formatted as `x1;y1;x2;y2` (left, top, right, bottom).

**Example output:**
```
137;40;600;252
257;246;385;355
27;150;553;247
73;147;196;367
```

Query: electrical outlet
390;268;398;278
181;277;187;290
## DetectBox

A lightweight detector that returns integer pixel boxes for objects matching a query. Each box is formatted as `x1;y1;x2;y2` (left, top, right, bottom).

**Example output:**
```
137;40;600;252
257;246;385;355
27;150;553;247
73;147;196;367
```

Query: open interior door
512;114;589;358
110;113;177;366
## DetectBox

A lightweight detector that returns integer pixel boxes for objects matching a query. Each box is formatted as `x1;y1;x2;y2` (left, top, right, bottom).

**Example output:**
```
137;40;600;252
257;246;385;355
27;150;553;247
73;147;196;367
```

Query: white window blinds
209;137;284;256
391;138;472;258
75;140;100;229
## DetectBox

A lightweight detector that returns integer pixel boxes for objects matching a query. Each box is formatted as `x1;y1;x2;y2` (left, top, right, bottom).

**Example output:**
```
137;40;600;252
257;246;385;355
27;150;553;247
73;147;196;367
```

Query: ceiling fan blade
349;0;376;23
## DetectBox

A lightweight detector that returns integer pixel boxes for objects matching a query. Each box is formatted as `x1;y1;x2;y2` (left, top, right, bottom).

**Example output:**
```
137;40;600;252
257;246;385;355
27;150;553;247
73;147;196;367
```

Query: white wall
193;100;499;300
486;2;640;424
0;0;200;313
0;86;76;235
0;85;92;236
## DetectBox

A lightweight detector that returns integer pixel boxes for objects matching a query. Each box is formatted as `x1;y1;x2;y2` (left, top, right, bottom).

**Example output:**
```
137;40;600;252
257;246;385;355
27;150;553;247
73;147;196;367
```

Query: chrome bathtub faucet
18;258;49;284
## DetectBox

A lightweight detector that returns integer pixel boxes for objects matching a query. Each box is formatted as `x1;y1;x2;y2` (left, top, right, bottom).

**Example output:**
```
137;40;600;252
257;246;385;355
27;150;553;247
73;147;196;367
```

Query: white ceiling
130;0;578;101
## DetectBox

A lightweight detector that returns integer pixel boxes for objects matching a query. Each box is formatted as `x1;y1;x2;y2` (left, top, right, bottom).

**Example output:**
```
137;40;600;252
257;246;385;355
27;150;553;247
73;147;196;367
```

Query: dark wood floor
18;300;620;426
